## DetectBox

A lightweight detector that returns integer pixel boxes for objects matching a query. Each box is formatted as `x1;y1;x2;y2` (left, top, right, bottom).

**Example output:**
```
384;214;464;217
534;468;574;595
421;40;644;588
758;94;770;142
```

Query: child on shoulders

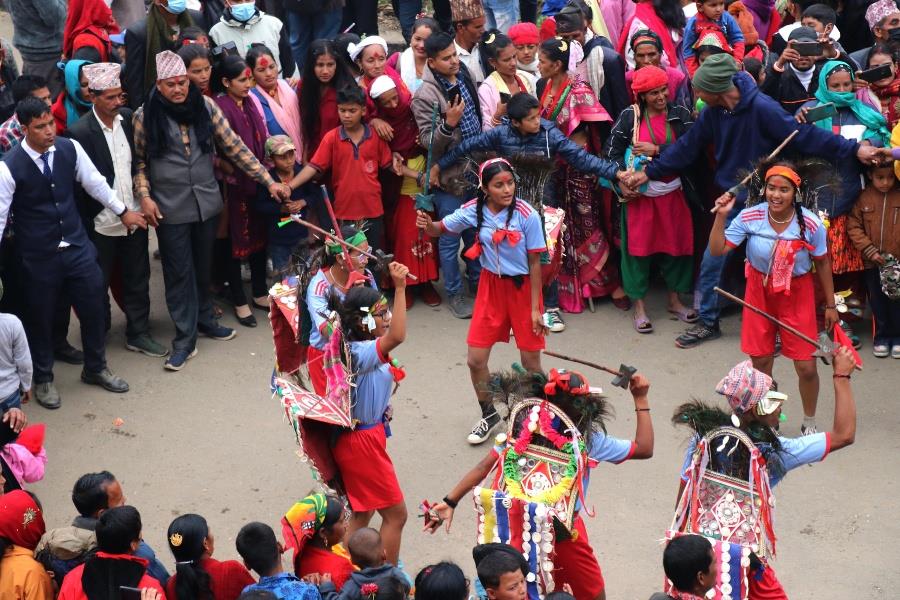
683;0;746;75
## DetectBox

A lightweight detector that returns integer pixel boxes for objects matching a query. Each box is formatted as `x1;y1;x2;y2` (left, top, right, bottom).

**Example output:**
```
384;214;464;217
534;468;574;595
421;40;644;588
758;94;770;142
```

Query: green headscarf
813;60;891;146
326;230;367;256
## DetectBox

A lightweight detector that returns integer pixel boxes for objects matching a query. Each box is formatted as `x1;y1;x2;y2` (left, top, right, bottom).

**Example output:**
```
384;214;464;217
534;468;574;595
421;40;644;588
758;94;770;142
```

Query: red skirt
742;266;818;361
551;515;605;600
333;423;403;512
827;214;864;275
468;271;545;352
386;194;439;283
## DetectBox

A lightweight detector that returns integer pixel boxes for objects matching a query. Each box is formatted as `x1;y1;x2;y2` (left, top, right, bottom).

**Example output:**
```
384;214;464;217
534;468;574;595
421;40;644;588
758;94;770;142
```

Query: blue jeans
483;0;520;31
392;0;422;42
270;243;294;274
286;8;343;73
697;212;736;327
0;389;21;413
435;190;481;296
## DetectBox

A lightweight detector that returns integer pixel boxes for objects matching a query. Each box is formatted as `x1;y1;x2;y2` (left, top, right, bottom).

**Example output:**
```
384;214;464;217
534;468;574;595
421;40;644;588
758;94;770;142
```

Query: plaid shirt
0;115;24;158
133;96;274;201
435;70;481;140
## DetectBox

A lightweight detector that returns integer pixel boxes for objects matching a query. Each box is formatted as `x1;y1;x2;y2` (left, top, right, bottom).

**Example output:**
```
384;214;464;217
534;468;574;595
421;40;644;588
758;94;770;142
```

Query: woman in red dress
283;494;354;590
605;65;696;333
166;514;255;600
537;37;628;313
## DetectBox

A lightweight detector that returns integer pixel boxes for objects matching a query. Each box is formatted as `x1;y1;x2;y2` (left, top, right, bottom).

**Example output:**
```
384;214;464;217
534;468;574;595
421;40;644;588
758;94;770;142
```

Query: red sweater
59;553;166;600
166;558;255;600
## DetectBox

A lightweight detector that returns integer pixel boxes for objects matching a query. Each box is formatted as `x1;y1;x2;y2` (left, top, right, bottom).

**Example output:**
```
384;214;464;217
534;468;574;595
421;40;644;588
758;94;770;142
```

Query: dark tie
39;151;51;180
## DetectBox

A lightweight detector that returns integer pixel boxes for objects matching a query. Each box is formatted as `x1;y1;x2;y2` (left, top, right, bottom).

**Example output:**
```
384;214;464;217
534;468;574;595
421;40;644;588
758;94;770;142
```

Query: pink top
625;112;693;257
0;443;47;488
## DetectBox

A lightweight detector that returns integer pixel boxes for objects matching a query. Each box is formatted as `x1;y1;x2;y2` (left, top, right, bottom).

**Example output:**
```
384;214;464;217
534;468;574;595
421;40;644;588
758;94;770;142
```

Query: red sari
541;77;621;313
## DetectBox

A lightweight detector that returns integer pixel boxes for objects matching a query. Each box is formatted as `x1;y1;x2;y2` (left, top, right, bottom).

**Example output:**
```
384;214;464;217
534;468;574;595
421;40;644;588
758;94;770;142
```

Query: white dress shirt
92;109;137;237
455;40;485;84
0;138;125;244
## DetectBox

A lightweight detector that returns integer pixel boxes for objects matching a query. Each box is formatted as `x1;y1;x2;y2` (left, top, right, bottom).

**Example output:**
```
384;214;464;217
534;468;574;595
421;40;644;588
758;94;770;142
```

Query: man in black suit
66;63;168;360
0;97;148;408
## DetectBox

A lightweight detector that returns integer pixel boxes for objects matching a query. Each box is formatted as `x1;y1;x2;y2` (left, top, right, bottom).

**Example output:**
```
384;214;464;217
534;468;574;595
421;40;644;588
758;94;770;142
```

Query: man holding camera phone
412;31;484;320
761;26;851;114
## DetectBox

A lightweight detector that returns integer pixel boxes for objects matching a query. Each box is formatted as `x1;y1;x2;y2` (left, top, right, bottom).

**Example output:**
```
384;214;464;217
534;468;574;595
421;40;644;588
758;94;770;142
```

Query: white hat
83;63;122;91
155;50;187;81
348;36;388;62
369;75;397;99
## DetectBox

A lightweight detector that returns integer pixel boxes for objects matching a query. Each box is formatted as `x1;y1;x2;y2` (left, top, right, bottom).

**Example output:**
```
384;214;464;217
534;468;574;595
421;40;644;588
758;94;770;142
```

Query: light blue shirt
349;339;394;426
680;431;830;488
441;198;546;276
305;268;377;350
725;205;827;276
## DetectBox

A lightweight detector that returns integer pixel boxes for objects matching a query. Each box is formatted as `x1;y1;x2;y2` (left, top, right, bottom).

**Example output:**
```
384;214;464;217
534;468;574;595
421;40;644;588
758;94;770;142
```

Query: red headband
544;368;591;396
765;166;801;188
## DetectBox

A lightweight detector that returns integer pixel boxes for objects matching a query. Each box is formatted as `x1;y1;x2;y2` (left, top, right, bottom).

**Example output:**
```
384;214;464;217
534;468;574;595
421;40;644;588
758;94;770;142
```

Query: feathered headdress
487;367;611;447
740;156;842;212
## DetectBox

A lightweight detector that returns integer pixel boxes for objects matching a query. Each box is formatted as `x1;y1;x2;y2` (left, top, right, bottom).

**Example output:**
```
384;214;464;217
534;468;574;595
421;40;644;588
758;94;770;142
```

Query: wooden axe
280;214;418;280
543;350;637;389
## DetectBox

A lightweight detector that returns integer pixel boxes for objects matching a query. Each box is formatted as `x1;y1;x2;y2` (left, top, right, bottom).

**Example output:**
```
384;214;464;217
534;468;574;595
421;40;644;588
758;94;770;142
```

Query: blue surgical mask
163;0;186;14
230;1;256;22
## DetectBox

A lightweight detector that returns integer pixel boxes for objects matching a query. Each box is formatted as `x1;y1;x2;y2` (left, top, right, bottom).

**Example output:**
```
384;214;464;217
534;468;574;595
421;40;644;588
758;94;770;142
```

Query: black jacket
759;52;851;114
123;9;204;110
603;103;694;168
65;107;136;227
583;35;630;119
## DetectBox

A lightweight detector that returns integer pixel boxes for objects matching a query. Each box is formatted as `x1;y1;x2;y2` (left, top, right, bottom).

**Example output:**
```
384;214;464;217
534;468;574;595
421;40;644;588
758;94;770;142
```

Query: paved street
1;10;896;596
24;236;900;599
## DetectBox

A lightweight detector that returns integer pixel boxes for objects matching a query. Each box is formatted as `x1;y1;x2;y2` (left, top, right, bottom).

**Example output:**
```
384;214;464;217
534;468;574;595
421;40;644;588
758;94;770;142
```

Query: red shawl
618;2;679;68
362;66;421;158
63;0;119;59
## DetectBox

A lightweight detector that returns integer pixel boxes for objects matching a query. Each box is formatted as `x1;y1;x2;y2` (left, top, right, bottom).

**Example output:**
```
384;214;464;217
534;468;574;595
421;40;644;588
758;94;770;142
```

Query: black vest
2;137;87;257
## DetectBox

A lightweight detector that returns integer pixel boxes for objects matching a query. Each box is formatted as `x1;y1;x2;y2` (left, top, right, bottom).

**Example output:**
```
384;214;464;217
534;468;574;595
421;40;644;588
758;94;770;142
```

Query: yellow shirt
0;546;53;600
399;155;427;197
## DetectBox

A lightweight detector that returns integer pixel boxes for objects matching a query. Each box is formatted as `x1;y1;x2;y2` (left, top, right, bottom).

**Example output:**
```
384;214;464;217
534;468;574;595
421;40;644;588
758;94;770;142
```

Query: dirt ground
1;9;898;599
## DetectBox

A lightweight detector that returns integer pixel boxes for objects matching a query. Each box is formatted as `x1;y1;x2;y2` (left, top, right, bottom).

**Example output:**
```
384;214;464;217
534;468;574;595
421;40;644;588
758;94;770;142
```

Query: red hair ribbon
463;240;483;260
492;229;521;246
544;368;591;396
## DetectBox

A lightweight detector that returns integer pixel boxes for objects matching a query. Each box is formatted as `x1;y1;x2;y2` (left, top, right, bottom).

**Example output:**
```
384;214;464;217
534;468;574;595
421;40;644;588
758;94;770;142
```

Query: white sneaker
467;412;500;445
892;345;900;359
874;344;890;358
544;309;566;333
800;423;818;436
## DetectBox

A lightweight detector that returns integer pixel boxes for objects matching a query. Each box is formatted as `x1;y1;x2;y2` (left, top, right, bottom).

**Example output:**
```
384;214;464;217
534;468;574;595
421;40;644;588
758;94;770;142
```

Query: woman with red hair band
708;162;838;436
605;65;696;334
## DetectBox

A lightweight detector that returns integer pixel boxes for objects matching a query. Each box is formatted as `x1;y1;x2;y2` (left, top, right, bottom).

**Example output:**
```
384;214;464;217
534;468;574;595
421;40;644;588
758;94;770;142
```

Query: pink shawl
249;79;304;162
618;2;680;69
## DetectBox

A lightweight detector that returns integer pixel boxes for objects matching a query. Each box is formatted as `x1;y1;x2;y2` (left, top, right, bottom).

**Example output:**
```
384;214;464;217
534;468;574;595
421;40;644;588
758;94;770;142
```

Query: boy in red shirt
289;85;393;255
